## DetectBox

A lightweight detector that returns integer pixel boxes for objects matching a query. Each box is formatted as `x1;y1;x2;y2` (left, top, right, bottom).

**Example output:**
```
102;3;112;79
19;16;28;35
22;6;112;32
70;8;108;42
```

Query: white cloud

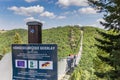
97;18;105;23
24;17;40;22
8;5;44;16
62;10;77;16
40;11;56;18
79;7;97;14
25;0;37;3
8;5;57;19
57;0;88;7
24;17;45;24
96;18;105;29
57;16;66;19
77;24;83;26
63;11;70;15
87;24;97;27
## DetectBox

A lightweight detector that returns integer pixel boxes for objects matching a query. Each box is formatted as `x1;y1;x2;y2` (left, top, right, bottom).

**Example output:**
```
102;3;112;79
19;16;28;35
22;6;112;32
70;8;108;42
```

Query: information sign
12;44;57;80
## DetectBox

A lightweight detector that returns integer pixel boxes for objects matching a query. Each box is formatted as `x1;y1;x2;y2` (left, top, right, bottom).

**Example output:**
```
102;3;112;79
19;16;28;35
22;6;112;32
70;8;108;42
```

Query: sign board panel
12;44;57;80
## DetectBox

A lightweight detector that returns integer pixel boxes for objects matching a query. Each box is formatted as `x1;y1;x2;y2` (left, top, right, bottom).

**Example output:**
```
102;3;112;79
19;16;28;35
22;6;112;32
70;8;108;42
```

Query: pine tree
13;32;23;44
88;0;120;32
95;30;120;79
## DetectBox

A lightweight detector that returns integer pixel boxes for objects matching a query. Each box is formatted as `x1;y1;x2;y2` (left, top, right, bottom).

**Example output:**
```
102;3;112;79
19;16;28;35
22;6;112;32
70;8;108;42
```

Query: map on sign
12;44;57;80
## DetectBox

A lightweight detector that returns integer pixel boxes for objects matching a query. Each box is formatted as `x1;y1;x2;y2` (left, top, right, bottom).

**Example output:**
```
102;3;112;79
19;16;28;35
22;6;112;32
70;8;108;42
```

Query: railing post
26;21;42;43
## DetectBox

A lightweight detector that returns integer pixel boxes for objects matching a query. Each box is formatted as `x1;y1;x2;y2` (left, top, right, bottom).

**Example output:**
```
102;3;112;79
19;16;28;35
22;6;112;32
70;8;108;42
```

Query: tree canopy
13;32;23;44
88;0;120;32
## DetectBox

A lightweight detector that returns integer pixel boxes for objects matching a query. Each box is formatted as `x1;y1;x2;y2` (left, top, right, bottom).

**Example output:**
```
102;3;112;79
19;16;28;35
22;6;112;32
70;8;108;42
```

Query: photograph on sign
15;59;27;68
39;61;53;70
28;60;38;69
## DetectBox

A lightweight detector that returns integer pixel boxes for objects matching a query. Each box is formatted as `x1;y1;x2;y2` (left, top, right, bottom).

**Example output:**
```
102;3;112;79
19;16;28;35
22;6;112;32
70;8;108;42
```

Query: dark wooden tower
26;21;42;43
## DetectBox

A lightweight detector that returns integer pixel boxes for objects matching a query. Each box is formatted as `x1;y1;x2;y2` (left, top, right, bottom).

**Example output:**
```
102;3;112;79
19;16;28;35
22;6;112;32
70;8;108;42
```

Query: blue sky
0;0;104;30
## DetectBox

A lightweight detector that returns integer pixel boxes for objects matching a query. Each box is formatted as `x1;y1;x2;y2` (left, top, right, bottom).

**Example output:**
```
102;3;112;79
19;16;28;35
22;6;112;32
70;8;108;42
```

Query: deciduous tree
13;32;23;44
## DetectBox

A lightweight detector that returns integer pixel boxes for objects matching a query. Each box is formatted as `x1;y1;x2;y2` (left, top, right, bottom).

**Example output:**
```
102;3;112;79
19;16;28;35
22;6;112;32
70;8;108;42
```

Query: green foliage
42;26;81;59
70;27;99;80
0;29;27;55
1;26;119;79
70;26;120;80
2;47;7;55
0;26;81;60
13;32;23;44
70;67;82;80
88;0;120;32
95;30;120;79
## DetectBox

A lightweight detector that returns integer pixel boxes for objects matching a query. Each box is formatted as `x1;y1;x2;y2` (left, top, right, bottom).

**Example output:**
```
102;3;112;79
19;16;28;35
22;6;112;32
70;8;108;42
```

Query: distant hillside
0;26;81;59
0;29;27;55
0;30;7;33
